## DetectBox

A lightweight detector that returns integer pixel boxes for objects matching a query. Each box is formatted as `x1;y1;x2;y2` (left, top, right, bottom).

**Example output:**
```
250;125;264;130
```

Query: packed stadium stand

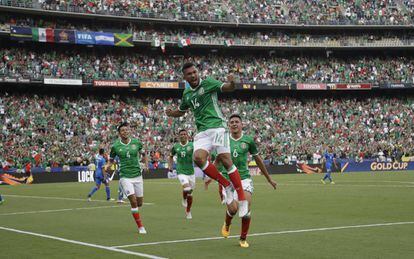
1;0;414;170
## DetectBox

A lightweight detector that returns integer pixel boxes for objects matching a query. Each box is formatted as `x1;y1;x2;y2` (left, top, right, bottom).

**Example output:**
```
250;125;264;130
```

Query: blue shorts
95;177;108;185
326;167;332;173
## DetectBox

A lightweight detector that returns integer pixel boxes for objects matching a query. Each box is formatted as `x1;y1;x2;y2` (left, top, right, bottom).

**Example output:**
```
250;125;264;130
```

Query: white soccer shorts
177;174;196;189
119;176;144;198
194;127;230;154
222;178;254;204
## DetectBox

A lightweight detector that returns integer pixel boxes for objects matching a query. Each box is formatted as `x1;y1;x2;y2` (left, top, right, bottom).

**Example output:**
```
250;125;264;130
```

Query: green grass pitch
1;172;413;259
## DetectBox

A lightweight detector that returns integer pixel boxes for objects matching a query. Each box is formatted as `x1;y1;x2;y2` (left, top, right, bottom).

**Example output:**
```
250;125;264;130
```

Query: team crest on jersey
241;143;247;150
132;144;137;150
198;87;205;95
187;146;192;151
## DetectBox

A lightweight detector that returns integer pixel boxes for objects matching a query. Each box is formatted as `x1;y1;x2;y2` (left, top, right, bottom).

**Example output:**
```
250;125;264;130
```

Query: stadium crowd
2;0;414;25
1;15;410;48
1;93;413;169
2;47;414;84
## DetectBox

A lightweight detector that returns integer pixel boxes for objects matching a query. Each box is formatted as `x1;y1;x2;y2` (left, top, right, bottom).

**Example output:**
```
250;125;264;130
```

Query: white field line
3;194;154;205
0;226;167;259
113;221;414;248
140;181;414;188
0;205;128;216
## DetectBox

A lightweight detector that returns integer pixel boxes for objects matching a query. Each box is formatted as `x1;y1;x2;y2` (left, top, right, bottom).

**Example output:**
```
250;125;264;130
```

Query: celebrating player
215;114;277;248
321;146;338;184
106;122;148;234
168;129;195;219
166;63;249;217
87;148;113;201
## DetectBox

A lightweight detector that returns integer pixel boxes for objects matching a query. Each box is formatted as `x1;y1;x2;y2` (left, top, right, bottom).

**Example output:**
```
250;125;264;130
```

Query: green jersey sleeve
179;93;190;112
171;144;177;156
110;144;117;159
203;77;224;93
248;136;259;156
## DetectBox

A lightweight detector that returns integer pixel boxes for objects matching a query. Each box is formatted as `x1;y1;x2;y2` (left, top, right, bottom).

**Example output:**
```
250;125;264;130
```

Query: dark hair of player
229;114;242;121
182;62;195;73
99;148;105;155
117;122;129;132
178;129;187;134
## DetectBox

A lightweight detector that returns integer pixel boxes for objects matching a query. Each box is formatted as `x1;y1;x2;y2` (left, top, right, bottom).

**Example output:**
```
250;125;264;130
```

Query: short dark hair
178;128;187;134
117;122;129;132
99;148;105;155
182;62;195;73
229;114;242;121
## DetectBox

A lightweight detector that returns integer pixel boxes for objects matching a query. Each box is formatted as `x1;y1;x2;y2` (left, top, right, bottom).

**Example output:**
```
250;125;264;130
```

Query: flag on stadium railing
75;31;95;45
54;29;75;44
178;38;191;47
114;33;134;47
224;39;234;47
10;26;32;41
152;38;160;47
32;28;54;42
160;41;166;53
94;32;114;46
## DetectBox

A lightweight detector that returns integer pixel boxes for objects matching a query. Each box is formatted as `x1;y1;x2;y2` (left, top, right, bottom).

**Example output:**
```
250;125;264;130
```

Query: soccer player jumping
215;114;277;248
169;129;195;219
106;122;148;234
166;63;249;217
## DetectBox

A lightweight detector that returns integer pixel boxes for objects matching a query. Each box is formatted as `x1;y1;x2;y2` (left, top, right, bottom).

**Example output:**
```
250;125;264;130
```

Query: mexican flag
178;38;191;47
32;28;54;42
224;39;234;47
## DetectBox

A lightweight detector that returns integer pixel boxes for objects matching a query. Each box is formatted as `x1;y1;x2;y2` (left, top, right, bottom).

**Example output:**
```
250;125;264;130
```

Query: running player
168;129;195;219
87;148;113;201
215;114;277;248
321;146;337;184
166;62;248;217
0;194;4;205
106;122;148;234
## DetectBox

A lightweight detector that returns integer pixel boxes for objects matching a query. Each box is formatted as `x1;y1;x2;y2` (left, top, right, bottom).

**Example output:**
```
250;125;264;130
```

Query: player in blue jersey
87;148;113;201
321;146;338;184
0;194;4;205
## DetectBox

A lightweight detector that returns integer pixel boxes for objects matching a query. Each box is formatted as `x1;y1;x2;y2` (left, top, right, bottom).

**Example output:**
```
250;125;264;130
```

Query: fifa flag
94;32;114;46
75;31;95;45
114;33;133;47
10;26;32;41
32;28;54;42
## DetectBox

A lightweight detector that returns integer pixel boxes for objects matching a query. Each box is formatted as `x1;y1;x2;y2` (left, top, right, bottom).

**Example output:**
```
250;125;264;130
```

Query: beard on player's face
184;68;199;87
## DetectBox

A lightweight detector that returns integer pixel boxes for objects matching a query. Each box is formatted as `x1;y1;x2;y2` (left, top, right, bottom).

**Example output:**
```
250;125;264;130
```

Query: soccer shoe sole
221;223;230;238
239;240;249;248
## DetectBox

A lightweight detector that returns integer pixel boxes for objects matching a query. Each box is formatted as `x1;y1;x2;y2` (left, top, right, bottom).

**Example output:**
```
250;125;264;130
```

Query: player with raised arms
166;63;249;217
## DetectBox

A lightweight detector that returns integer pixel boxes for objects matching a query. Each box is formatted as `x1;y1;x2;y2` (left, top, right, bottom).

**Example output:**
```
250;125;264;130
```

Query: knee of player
193;154;207;167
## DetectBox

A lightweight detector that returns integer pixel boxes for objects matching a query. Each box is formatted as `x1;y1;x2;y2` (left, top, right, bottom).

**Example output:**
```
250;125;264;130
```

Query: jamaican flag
114;33;133;47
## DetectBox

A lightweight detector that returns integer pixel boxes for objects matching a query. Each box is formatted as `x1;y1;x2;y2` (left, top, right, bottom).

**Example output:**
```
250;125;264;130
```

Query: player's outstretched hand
268;179;277;189
166;108;174;117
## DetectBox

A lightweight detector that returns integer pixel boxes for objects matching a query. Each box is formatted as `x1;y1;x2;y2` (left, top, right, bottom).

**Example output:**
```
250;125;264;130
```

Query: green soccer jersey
179;77;227;132
110;138;143;178
215;135;259;180
171;142;194;175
